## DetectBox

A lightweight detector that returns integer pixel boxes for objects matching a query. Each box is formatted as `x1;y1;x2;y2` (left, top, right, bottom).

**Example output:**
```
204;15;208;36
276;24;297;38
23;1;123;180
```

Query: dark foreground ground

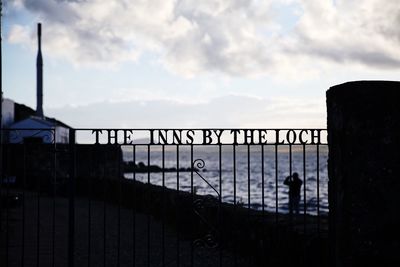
1;185;328;267
1;191;252;267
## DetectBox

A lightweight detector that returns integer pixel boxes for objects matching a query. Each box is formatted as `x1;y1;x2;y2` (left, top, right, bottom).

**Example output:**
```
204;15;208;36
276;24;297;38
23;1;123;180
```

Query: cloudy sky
3;0;400;128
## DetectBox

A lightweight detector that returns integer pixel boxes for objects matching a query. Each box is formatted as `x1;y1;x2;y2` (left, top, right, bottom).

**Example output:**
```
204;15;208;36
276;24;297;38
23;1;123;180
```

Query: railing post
68;129;76;267
327;81;400;267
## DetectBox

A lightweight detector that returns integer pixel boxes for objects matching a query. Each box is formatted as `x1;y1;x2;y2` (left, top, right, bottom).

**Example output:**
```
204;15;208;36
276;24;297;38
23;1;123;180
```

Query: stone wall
327;81;400;267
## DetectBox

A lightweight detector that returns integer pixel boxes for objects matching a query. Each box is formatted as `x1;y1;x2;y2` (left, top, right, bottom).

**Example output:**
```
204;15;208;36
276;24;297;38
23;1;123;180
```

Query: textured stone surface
327;81;400;267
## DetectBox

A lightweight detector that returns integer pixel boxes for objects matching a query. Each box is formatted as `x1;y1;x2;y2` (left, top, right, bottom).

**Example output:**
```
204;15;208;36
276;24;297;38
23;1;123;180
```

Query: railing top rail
1;128;328;145
71;128;328;131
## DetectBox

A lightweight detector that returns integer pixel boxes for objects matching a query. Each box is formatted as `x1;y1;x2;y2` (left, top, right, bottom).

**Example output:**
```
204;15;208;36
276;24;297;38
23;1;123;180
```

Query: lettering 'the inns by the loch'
91;129;324;145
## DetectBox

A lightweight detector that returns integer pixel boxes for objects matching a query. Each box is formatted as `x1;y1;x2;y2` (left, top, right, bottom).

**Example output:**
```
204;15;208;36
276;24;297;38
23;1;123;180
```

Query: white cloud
290;0;400;68
5;0;400;76
7;24;31;44
5;0;282;75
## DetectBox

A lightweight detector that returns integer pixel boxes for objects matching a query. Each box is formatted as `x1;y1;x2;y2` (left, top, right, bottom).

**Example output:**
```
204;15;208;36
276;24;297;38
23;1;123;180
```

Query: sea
122;145;329;216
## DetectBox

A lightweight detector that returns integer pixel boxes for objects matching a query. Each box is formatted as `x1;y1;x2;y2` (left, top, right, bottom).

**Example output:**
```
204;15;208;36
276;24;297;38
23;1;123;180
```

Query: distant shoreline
124;161;202;173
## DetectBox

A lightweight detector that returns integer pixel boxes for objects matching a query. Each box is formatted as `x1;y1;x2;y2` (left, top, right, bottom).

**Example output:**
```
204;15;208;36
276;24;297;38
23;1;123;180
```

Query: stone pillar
327;81;400;267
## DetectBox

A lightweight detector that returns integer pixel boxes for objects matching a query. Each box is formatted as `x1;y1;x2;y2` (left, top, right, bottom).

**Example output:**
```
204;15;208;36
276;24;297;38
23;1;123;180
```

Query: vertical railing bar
68;129;76;267
316;144;320;235
190;145;193;267
3;143;9;267
147;145;151;267
52;132;57;267
117;145;122;267
247;145;251;267
274;142;280;266
162;145;166;267
87;146;92;267
2;143;9;266
21;143;26;267
303;143;307;265
102;146;107;267
218;144;222;267
233;144;237;267
132;145;136;267
5;143;9;267
289;144;293;219
36;143;42;267
261;145;265;267
247;145;251;211
303;144;307;234
288;144;293;267
275;144;278;226
316;144;321;266
176;145;180;267
261;145;265;216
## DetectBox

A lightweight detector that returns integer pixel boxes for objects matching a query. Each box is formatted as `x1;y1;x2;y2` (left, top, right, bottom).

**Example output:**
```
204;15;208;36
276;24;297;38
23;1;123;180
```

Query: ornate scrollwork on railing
192;158;220;250
192;159;220;197
193;158;205;168
193;194;218;210
193;196;218;232
193;233;219;249
8;129;55;144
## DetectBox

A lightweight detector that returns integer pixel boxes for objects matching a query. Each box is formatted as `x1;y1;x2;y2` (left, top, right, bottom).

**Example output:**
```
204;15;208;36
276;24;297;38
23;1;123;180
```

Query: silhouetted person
284;172;302;214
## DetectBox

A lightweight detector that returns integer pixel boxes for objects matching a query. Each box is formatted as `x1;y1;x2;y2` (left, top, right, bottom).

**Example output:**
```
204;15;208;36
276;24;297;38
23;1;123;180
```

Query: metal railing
0;128;329;267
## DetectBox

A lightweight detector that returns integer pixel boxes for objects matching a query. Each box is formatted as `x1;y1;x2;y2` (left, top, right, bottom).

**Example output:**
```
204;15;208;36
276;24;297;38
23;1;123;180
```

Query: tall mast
36;23;44;118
